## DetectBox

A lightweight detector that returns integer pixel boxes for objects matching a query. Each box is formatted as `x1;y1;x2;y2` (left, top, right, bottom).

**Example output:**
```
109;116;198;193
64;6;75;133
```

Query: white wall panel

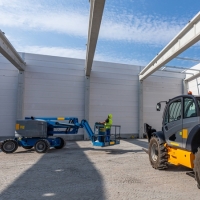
23;53;85;135
0;51;186;139
25;60;84;70
25;72;84;82
186;63;200;95
25;66;84;76
24;53;85;65
89;61;140;135
143;74;185;132
188;79;199;95
0;55;18;139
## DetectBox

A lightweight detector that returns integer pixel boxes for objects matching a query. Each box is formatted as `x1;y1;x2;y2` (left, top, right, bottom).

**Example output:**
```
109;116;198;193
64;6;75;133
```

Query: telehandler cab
145;93;200;189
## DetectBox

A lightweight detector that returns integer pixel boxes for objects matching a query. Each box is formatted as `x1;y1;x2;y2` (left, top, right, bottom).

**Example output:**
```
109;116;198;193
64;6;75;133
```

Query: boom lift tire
149;136;168;170
194;148;200;189
1;139;18;153
22;146;33;150
34;139;50;153
54;137;66;149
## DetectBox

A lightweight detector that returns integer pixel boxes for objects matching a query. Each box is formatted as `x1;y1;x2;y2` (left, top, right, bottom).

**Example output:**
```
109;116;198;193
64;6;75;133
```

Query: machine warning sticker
16;124;19;130
20;125;25;129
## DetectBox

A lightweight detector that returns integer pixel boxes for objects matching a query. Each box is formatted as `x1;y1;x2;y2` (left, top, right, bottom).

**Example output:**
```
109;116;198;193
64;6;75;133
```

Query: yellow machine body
165;144;195;169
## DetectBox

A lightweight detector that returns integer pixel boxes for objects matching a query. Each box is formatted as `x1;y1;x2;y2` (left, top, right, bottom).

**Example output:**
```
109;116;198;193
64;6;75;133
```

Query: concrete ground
0;139;199;200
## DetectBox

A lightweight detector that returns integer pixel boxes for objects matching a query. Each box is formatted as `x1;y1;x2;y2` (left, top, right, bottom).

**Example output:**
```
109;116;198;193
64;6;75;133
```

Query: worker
99;114;113;142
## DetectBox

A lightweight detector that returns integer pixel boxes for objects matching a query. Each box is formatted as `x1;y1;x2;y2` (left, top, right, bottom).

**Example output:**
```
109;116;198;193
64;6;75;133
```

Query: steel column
139;80;144;138
84;76;90;140
16;70;25;119
183;79;188;95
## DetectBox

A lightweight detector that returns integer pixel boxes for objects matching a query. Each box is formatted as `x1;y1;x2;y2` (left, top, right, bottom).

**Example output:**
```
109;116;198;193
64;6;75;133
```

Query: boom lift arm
0;117;121;154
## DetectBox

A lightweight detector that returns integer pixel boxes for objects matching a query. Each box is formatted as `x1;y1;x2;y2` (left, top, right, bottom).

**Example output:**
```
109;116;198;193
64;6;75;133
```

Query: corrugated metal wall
23;53;85;136
143;71;185;132
90;61;140;136
0;55;18;139
0;53;186;139
186;65;200;95
188;79;199;95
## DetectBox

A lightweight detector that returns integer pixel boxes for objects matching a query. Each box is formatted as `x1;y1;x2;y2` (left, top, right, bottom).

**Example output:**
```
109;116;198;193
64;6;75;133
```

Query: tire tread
149;136;168;170
1;139;18;153
194;147;200;189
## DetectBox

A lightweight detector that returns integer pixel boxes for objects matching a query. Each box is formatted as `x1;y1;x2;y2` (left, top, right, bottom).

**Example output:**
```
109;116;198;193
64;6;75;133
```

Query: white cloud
0;4;89;37
0;0;185;45
17;45;86;59
95;53;147;66
100;15;183;45
16;45;146;65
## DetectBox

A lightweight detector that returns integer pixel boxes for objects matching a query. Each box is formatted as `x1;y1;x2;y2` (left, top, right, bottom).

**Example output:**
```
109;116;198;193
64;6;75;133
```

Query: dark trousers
106;129;111;142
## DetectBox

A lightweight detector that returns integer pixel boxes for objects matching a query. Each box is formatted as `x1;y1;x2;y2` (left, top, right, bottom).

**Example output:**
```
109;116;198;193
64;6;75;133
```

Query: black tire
54;137;66;149
22;146;33;150
34;139;50;153
1;139;18;153
149;136;168;169
194;147;200;189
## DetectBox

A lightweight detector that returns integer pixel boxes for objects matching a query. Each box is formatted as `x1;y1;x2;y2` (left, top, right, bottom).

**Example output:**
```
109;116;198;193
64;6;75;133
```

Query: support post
183;79;188;95
84;76;90;140
139;80;144;138
16;53;25;120
16;70;25;119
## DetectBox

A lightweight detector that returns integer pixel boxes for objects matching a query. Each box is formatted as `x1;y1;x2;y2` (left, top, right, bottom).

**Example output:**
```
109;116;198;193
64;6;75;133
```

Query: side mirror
156;103;161;111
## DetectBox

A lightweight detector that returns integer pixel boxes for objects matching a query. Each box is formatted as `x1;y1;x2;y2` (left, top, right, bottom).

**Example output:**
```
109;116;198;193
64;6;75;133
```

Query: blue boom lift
0;117;121;153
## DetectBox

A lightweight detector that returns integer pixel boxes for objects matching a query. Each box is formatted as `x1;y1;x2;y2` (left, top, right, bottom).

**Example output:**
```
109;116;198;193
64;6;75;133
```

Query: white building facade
0;53;185;140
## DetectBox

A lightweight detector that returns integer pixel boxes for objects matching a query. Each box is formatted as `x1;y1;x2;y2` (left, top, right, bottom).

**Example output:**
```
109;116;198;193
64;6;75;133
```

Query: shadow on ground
122;139;149;149
0;142;105;200
166;164;193;172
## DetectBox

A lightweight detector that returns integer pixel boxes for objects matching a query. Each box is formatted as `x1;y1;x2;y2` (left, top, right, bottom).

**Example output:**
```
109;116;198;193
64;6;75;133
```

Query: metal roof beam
0;30;25;71
176;56;200;62
185;72;200;82
160;69;193;75
139;12;200;81
85;0;105;76
164;65;200;72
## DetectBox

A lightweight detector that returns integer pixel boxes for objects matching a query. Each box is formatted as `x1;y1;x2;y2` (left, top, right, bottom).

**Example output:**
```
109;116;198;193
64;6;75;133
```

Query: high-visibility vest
105;114;113;129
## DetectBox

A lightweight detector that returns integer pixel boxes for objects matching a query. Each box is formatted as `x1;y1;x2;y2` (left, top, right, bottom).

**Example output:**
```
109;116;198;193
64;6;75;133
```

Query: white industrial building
0;52;185;140
0;1;200;141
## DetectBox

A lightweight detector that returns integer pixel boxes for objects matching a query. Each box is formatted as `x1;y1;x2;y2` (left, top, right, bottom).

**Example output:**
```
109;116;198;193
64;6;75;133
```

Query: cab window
168;99;181;123
184;98;197;118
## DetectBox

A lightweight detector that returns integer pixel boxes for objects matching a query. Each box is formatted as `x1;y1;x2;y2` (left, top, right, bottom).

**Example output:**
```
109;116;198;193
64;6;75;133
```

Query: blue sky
0;0;200;68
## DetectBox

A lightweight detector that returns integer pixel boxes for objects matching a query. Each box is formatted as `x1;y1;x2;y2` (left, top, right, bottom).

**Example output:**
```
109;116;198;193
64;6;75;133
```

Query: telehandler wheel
22;146;33;150
34;139;50;153
149;136;168;170
54;137;66;149
194;148;200;189
1;139;18;153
